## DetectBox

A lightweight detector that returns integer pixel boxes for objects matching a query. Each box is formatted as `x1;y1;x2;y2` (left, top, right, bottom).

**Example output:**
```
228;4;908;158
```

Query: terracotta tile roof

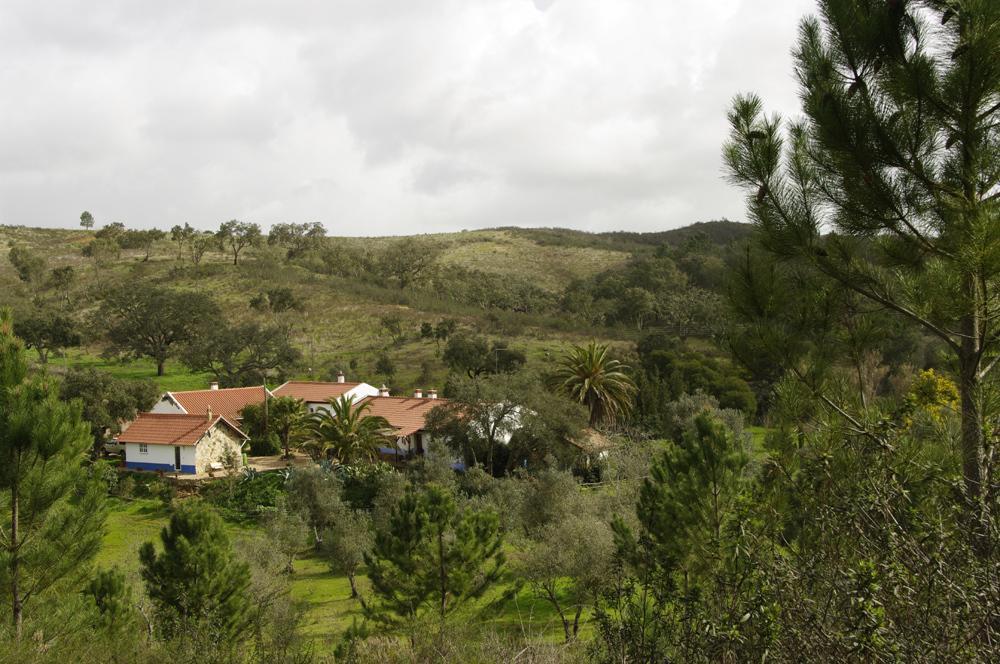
272;381;360;403
356;396;449;437
118;413;247;446
167;386;268;420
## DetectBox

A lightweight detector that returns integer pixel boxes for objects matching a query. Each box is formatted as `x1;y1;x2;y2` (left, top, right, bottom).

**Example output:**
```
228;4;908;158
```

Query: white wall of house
124;442;196;471
150;394;185;415
306;383;380;413
124;425;243;474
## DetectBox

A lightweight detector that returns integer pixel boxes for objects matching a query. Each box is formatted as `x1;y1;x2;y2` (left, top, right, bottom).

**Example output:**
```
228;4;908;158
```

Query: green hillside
0;221;748;391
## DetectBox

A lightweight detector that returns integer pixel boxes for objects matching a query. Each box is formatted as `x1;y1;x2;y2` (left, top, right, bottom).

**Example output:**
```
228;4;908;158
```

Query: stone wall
195;425;245;474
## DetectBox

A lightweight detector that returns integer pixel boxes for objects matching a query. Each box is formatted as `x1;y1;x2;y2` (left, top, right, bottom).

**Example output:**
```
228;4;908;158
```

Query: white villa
272;372;379;413
119;411;248;474
117;374;451;473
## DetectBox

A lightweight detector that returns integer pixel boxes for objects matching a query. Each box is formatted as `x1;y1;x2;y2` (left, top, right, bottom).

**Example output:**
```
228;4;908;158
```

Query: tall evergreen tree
724;0;1000;526
139;501;251;641
0;310;106;638
364;484;504;627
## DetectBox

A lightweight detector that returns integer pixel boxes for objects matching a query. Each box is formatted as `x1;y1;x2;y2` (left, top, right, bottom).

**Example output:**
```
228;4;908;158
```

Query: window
139;443;148;454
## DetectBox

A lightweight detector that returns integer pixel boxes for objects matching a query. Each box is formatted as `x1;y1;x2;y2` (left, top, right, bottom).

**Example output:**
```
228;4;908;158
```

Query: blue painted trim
126;461;196;474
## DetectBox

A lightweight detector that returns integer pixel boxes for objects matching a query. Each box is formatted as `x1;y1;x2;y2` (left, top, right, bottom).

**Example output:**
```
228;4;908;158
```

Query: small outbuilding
118;411;248;474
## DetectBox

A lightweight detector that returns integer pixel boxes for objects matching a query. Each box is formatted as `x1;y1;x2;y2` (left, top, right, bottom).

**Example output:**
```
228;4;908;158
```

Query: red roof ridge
168;386;267;395
278;380;362;386
365;395;449;402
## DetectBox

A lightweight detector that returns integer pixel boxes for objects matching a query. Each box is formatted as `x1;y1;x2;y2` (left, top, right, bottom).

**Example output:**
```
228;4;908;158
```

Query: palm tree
552;341;636;427
303;395;393;463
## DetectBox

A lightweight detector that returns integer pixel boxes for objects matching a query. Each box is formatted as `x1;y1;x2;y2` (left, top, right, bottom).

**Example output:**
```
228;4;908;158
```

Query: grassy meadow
99;496;591;648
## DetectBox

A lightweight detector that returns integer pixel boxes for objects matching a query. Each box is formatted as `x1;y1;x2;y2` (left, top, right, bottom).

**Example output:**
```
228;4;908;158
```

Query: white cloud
0;0;816;234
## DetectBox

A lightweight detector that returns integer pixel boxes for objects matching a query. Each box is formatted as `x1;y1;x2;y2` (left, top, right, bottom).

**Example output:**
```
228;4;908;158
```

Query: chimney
379;384;390;397
413;388;423;398
336;371;345;384
209;381;219;390
206;406;213;422
428;389;438;399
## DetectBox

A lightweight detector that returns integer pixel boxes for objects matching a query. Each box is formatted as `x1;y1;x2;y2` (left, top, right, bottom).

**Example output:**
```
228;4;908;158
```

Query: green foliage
0;310;106;636
723;0;1000;514
319;506;373;599
442;336;525;378
47;264;75;291
302;395;393;463
83;568;134;630
515;512;613;641
429;371;586;474
98;284;219;376
118;228;166;261
633;333;757;430
203;471;286;521
139;501;251;640
552;340;636;427
249;286;303;313
7;244;45;283
215;219;261;265
12;310;81;363
79;210;94;229
594;412;752;660
268;221;326;260
365;483;504;624
240;395;307;458
374;352;395;383
59;367;159;455
374;237;443;289
181;319;300;387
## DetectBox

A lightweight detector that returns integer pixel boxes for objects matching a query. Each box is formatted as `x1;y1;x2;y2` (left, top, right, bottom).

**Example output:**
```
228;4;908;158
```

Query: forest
1;0;999;662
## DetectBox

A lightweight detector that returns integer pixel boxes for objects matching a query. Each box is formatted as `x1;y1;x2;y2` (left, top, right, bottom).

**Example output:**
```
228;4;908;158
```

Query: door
174;446;182;471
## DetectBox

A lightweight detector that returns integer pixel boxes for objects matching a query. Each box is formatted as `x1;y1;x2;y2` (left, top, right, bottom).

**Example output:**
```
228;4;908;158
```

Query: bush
202;471;287;522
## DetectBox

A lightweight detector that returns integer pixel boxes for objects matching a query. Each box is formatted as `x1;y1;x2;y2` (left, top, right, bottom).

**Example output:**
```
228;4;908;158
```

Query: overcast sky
0;0;817;235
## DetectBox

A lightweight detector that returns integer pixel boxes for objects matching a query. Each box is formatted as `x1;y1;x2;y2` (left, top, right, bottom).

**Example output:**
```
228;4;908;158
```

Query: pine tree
364;483;504;626
724;0;1000;527
0;309;105;638
139;501;251;641
84;568;134;631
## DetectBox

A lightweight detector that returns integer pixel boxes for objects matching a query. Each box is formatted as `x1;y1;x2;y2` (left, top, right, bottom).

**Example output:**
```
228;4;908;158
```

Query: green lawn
57;348;214;391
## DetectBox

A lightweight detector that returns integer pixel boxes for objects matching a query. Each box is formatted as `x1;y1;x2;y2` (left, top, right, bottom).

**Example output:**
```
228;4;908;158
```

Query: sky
0;0;817;235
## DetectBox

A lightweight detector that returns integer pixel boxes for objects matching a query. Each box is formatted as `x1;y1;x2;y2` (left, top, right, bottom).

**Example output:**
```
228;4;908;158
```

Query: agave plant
552;341;636;427
302;395;394;464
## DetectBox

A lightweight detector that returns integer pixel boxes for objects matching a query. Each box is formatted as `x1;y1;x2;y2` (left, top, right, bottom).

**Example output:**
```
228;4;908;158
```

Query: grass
57;348;214;391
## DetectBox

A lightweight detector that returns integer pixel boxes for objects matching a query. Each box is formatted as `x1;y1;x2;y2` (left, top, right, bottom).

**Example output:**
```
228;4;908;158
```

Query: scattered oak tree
442;336;526;378
99;285;218;376
268;222;326;260
181;320;300;387
13;311;80;363
216;220;262;265
59;368;159;457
